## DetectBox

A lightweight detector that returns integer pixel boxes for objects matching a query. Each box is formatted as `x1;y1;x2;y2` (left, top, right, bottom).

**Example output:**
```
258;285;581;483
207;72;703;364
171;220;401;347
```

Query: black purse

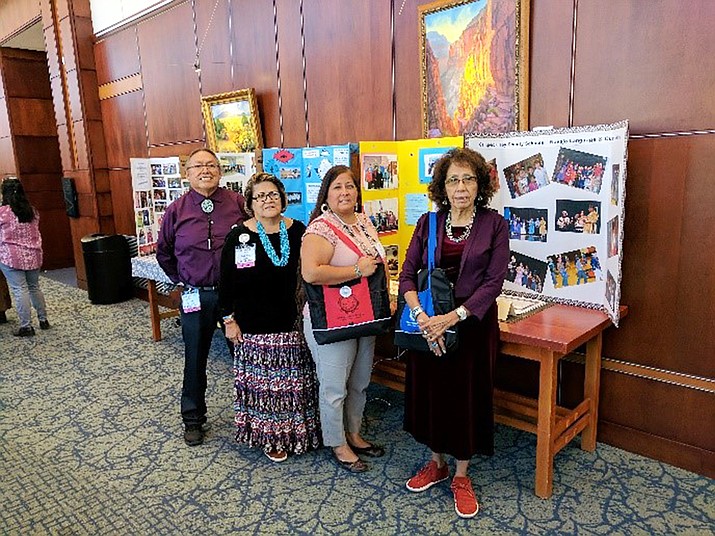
394;212;458;353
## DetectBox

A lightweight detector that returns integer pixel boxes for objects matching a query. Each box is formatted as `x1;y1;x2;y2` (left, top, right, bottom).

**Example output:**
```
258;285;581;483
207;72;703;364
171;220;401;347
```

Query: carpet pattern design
1;277;713;535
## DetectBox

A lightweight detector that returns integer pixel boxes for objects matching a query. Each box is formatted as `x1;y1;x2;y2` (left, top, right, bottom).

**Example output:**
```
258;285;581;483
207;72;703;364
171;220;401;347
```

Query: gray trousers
304;314;375;447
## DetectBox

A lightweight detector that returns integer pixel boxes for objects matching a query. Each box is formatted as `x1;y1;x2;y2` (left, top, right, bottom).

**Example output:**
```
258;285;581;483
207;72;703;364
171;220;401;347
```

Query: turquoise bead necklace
256;219;290;267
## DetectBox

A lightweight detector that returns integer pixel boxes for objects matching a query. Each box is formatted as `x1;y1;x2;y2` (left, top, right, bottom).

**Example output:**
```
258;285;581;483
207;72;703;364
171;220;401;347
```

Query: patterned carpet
1;277;713;535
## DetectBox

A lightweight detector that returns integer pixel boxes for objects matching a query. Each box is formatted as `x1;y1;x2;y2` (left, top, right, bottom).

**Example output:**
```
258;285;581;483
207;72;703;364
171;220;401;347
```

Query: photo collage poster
465;120;628;325
217;152;256;197
261;144;356;224
131;156;186;257
359;137;462;290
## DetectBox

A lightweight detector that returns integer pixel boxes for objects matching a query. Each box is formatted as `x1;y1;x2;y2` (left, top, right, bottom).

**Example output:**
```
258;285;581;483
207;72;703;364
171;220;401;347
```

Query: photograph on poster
547;246;603;289
504;207;548;242
287;192;302;205
506;251;547;292
385;244;399;279
150;164;163;175
168;177;181;188
554;200;601;234
156;212;165;228
611;163;620;205
607;216;620;257
362;154;398;190
363;198;398;234
552;148;606;193
152;177;166;188
487;158;501;193
139;244;155;256
168;190;183;202
503;153;548;198
280;168;301;180
134;191;149;209
418;147;453;184
153;189;167;201
605;270;617;311
154;201;167;212
162;163;177;175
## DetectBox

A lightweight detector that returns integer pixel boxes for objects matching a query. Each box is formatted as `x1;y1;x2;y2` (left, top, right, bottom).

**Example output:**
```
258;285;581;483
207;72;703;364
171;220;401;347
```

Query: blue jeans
0;263;48;328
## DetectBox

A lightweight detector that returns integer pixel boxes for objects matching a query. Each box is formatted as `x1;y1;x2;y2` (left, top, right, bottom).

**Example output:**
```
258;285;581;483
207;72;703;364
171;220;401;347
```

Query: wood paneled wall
2;0;713;476
0;47;72;269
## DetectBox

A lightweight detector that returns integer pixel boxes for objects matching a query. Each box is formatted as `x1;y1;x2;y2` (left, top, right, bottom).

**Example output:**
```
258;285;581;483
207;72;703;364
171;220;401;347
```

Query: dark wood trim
599;421;715;479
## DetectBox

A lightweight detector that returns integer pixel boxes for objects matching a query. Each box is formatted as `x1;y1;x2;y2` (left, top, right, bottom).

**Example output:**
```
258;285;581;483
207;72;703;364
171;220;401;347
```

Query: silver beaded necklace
445;207;477;243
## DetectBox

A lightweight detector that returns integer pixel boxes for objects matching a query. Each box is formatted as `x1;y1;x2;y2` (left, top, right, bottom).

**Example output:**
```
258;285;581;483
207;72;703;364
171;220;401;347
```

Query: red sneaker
406;460;449;492
451;476;479;518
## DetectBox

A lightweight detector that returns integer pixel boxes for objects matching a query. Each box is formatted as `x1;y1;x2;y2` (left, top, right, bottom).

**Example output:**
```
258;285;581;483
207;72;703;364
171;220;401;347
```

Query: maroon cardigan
398;207;510;321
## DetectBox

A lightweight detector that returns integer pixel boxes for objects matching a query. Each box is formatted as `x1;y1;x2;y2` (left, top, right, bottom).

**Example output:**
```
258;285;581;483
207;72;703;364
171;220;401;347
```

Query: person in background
301;165;386;473
0;272;11;325
219;173;321;462
398;148;509;519
0;177;50;337
157;148;247;446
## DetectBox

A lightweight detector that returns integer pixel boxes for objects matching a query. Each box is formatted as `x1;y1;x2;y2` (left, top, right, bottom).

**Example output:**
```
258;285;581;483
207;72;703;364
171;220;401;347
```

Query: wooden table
131;255;179;341
372;304;626;499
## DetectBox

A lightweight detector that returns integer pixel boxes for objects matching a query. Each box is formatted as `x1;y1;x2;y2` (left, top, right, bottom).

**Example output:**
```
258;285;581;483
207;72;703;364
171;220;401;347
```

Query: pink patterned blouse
0;206;43;270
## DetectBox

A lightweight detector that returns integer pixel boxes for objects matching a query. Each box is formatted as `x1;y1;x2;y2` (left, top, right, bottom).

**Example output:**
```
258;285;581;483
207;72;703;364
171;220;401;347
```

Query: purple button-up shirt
157;188;247;287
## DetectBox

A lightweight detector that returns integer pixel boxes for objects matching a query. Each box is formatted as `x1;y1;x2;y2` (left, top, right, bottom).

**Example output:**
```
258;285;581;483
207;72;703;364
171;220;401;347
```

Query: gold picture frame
200;88;263;153
419;0;530;137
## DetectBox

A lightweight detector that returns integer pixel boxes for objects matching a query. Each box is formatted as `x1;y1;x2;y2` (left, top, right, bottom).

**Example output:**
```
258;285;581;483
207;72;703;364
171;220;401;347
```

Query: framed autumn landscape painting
201;88;263;153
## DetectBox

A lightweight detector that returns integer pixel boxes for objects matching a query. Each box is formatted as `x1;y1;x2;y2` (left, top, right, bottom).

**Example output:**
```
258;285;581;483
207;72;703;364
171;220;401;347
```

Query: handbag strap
321;218;364;259
426;211;437;294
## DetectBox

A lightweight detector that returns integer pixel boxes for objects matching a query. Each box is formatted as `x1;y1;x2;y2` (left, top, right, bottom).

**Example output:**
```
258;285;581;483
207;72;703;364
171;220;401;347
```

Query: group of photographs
499;146;621;310
134;159;187;256
361;154;400;236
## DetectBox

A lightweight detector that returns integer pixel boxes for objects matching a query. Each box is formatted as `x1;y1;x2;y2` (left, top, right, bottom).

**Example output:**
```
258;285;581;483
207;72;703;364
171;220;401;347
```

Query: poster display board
217;152;256;197
131;156;186;256
359;136;463;283
262;144;358;223
465;120;628;325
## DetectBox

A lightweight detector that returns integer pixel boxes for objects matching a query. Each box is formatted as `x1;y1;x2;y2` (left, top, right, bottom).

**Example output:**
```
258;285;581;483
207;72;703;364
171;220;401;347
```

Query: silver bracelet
410;305;424;320
354;264;363;278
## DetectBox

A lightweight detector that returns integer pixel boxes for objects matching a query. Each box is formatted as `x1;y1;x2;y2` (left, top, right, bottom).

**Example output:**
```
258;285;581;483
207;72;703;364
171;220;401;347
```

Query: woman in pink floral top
0;177;49;336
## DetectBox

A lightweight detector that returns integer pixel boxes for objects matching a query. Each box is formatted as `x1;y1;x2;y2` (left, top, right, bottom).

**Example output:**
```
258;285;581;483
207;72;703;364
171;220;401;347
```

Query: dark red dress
403;228;500;459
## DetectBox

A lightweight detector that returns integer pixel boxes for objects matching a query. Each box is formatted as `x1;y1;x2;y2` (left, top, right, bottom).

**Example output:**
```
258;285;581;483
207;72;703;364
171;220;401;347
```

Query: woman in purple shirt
0;177;50;337
399;148;509;519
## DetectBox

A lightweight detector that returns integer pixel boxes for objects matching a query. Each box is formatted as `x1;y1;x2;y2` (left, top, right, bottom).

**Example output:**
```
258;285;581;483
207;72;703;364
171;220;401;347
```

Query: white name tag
181;287;201;313
235;244;256;268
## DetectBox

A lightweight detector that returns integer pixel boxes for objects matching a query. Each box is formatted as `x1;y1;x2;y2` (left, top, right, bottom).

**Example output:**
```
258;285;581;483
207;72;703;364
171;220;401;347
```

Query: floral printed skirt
233;331;321;455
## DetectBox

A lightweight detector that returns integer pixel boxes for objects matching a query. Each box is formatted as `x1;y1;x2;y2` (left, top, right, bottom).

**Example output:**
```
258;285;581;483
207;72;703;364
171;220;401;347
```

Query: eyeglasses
186;163;220;171
445;175;478;187
252;191;281;202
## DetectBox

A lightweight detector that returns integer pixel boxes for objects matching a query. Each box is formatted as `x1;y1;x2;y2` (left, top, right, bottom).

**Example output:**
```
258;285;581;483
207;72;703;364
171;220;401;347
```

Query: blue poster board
262;147;305;222
302;144;355;221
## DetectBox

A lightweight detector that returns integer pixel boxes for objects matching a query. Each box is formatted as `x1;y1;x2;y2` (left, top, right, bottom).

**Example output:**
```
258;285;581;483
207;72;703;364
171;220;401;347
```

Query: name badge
181;287;201;313
235;243;256;268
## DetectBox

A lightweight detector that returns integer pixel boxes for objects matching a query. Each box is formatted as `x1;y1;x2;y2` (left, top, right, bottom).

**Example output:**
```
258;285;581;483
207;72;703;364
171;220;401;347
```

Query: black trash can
81;234;133;304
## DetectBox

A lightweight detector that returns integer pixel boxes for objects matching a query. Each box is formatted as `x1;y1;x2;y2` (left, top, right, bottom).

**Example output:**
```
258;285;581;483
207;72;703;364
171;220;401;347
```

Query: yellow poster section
359;136;463;289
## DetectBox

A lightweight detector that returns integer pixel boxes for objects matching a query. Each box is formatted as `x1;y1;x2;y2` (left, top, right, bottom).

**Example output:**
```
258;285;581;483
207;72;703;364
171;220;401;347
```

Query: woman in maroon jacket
398;147;509;519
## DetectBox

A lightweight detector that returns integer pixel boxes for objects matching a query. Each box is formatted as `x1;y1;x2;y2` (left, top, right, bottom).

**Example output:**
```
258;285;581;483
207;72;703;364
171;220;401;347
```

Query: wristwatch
454;306;468;322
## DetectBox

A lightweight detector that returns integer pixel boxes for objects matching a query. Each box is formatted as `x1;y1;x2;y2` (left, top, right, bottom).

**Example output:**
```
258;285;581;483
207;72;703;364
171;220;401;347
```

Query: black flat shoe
348;442;385;458
334;455;368;473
